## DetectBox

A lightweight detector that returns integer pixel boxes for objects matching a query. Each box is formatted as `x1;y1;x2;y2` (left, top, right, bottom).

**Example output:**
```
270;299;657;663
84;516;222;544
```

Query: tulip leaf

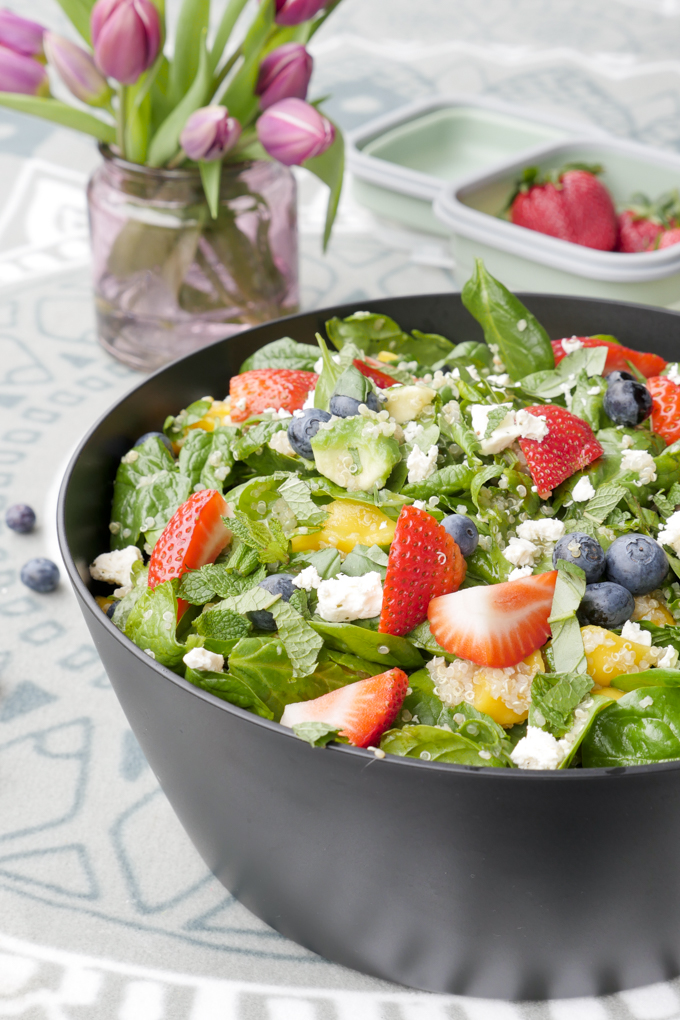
125;86;151;164
303;120;344;251
53;0;93;43
219;0;274;122
210;0;250;73
148;32;212;166
168;0;211;108
0;94;115;143
200;159;222;219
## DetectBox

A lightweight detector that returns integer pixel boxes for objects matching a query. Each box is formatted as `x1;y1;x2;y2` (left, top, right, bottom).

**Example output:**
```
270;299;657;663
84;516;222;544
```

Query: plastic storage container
433;137;680;308
347;95;601;235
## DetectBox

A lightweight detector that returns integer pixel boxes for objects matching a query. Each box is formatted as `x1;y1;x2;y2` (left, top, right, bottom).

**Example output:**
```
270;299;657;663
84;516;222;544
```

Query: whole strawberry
659;228;680;250
509;163;617;251
617;190;680;253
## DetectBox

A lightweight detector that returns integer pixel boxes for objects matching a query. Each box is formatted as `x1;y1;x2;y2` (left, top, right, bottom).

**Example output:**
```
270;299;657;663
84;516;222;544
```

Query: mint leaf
163;398;212;442
232;419;289;462
484;405;510;439
124;579;187;668
224;541;261;576
581;483;627;525
219;586;280;616
110;437;191;551
230;510;289;565
520;345;607;399
529;671;594;738
289;588;310;618
278;476;329;528
292;722;341;747
270;599;324;677
549;561;587;674
194;608;251;642
179;563;266;604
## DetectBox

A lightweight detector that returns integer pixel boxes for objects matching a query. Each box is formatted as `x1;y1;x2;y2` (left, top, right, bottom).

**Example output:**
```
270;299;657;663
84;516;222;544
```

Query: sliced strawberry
428;571;558;668
379;506;466;637
353;357;400;389
551;337;667;378
280;668;409;748
518;405;603;499
229;368;318;423
148;489;232;617
648;375;680;446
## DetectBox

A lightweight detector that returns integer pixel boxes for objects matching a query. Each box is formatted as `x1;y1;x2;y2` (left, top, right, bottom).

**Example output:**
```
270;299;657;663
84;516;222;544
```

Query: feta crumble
572;476;596;502
469;404;548;455
302;389;316;409
621;620;652;647
511;726;562;770
561;336;583;355
666;363;680;386
406;444;438;484
658;511;680;554
639;695;654;709
504;537;539;568
90;546;142;587
292;565;322;591
658;645;680;669
620;448;657;486
508;566;533;581
316;572;383;622
516;518;565;545
183;647;225;672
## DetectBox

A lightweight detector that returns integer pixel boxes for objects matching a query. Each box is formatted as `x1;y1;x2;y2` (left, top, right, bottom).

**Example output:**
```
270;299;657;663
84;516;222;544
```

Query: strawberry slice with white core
148;489;232;617
280;668;409;748
428;571;558;668
518;405;603;499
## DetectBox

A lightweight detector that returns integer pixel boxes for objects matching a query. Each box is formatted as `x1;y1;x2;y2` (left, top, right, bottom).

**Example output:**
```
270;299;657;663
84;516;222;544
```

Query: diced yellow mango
599;686;626;700
581;625;655;686
384;385;436;424
290;499;396;554
377;350;400;363
632;594;676;627
471;651;544;727
187;399;231;433
95;596;113;614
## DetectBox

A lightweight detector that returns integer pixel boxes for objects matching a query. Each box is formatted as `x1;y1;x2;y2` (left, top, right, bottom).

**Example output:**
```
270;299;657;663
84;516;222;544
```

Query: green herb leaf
310;619;424;669
380;725;509;766
549;560;587;674
110;438;191;551
184;666;274;719
292;722;342;747
240;337;318;373
582;688;680;766
520;345;607;399
124;579;188;668
230;510;289;565
529;671;594;738
401;463;476;501
278;476;329;528
270;599;324;677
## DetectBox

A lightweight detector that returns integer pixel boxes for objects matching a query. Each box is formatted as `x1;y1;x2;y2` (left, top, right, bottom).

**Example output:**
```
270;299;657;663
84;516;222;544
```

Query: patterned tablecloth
2;1;680;1017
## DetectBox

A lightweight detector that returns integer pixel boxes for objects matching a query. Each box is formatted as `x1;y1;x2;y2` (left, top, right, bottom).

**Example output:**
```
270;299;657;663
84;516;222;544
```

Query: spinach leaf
609;668;680;691
464;542;512;585
164;398;212;442
549;561;587;674
559;692;614;769
340;544;389;578
446;340;493;369
240;337;318;373
380;725;508;766
400;670;510;756
529;671;594;738
461;258;554;381
110;438;191;551
571;371;607;432
519;346;607;399
292;722;342;747
401;463;476;500
582;688;680;766
178;426;237;492
406;620;458;659
314;333;357;411
306;476;410;517
124;579;188;668
326;311;408;356
184;666;274;719
310;619;424;669
278;476;329;529
111;564;149;630
289;546;343;580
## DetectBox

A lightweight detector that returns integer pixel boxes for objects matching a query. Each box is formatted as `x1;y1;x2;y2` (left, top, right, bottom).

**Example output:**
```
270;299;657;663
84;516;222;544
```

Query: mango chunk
187;399;231;433
581;625;656;686
377;350;400;364
290;499;396;554
471;650;544;727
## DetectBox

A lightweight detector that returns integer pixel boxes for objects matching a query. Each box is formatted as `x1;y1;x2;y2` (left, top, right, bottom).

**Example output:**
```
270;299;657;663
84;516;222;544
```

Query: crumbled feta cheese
412;500;426;509
313;356;324;374
666;363;680;386
508;566;533;581
403;421;424;445
469;404;548;454
470;403;513;440
511;726;562;770
268;429;296;458
235;397;247;411
292;565;322;591
658;645;679;669
406;444;438;484
515;408;549;442
90;546;142;587
639;695;654;709
316;572;383;622
517;518;565;545
621;620;652;647
503;537;539;568
561;336;583;355
487;373;514;388
302;389;316;409
183;647;225;672
572;476;596;502
587;385;600;396
621;434;634;449
621;448;657;485
658;510;680;554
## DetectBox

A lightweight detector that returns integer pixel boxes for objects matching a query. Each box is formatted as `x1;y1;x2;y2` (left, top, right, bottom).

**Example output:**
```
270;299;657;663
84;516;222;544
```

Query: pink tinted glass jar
88;147;299;371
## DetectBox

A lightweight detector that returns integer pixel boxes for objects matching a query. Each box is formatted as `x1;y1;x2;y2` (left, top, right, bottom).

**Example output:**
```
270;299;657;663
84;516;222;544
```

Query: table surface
2;2;680;1017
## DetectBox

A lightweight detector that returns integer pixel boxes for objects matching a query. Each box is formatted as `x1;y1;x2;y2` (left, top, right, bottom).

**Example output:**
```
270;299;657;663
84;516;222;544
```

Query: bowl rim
57;291;680;782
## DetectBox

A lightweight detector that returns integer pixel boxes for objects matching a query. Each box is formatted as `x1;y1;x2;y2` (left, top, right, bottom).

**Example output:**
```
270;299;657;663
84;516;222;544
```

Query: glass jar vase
87;147;299;371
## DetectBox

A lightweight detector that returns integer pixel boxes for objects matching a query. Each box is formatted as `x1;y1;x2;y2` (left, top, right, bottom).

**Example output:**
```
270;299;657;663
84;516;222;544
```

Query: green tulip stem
116;85;127;159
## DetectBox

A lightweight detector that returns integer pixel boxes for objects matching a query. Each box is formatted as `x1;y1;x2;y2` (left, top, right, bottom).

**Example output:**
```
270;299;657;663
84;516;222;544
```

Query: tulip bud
180;106;242;162
274;0;326;26
0;44;48;95
91;0;161;85
257;97;334;166
0;9;44;58
256;43;312;110
44;32;112;107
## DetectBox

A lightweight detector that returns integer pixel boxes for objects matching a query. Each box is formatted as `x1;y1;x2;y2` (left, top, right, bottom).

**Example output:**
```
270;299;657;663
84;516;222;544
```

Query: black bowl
58;293;680;1000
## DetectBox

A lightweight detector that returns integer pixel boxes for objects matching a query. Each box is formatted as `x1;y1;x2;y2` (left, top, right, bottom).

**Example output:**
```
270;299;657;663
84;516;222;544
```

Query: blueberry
329;391;380;418
249;573;296;631
603;376;652;427
287;408;331;459
605;533;669;595
20;557;59;593
553;532;605;584
5;504;36;534
134;431;173;452
441;514;478;558
106;602;117;619
605;370;634;384
576;582;635;628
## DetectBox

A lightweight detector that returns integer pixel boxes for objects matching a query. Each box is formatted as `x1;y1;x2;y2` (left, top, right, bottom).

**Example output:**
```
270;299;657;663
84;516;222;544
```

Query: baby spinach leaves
184;667;274;720
310;620;424;669
582;688;680;766
124;579;189;669
380;725;508;766
110;437;191;551
461;258;554;381
240;336;318;373
520;346;607;400
325;311;455;366
292;722;342;747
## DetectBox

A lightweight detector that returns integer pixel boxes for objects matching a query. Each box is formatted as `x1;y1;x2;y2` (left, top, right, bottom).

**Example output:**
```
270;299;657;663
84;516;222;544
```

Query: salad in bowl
89;260;680;772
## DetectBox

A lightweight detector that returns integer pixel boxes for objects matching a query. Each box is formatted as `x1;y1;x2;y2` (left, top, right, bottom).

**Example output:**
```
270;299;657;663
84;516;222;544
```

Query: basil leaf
520;345;607;399
240;337;318;373
340;544;389;578
582;688;680;766
309;620;424;669
184;666;274;720
461;258;554;381
289;546;343;580
124;579;188;668
612;668;680;691
549;561;587;674
401;463;476;501
528;671;594;738
405;621;457;660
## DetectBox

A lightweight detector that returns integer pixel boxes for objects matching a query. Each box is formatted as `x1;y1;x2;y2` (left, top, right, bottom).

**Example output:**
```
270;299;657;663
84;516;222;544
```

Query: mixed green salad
90;259;680;771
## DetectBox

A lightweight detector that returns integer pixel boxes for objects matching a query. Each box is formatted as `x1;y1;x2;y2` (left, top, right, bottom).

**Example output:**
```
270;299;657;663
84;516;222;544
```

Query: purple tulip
180;106;242;162
256;43;313;110
91;0;161;85
274;0;326;26
0;44;48;95
0;9;44;58
257;97;334;166
44;33;111;107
